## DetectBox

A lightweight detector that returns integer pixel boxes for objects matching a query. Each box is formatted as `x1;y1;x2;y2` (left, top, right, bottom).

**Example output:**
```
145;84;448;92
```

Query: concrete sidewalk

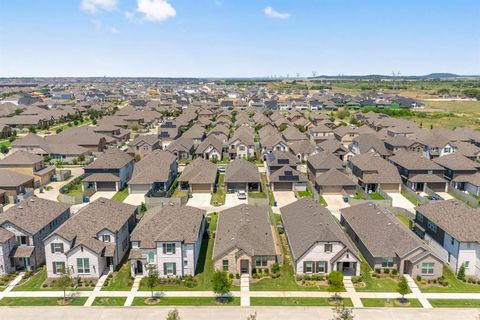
240;274;250;307
84;273;109;306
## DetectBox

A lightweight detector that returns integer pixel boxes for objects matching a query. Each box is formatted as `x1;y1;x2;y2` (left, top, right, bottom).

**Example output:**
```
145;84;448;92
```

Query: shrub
383;269;390;274
391;269;398;275
270;273;280;279
457;264;466;281
442;280;449;287
351;276;362;284
416;275;422;282
235;273;240;279
374;268;381;274
271;263;280;274
229;273;234;279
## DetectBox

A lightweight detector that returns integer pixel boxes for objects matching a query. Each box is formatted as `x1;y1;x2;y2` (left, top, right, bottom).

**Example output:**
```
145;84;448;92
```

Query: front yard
92;297;127;306
0;297;87;306
102;263;133;291
418;266;480;293
13;267;95;291
428;299;480;308
355;260;404;293
131;297;240;306
361;298;422;308
251;297;353;307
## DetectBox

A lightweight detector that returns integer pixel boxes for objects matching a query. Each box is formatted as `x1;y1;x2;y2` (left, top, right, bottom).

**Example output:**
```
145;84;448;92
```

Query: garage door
226;183;247;193
321;186;343;194
273;182;292;191
428;183;446;192
129;184;151;194
380;183;400;192
96;182;117;191
191;184;212;193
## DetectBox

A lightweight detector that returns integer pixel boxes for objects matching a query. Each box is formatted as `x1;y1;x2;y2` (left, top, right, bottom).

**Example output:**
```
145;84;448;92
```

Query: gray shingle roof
0;169;33;187
129;150;176;184
85;148;133;169
178;158;217;184
308;153;344;171
224;159;260;184
432;153;480;171
315;168;356;187
0;150;43;165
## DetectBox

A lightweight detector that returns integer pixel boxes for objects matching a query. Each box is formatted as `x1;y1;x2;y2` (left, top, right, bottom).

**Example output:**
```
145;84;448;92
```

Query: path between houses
124;276;142;306
0;272;24;300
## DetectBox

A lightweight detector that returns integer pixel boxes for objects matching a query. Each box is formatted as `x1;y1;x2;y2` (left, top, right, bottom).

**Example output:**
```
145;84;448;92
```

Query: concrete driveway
124;193;145;206
273;191;297;209
186;193;212;210
323;194;350;220
35;167;84;202
224;193;247;208
387;192;415;213
89;191;116;202
437;192;453;200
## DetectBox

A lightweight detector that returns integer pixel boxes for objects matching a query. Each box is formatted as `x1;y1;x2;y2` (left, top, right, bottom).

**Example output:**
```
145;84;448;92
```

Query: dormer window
102;235;111;242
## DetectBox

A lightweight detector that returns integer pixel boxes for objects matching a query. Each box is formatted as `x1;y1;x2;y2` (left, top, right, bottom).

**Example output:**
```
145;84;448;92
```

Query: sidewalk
0;273;24;300
124;276;142;306
405;275;432;308
240;274;250;307
343;276;363;308
84;273;110;306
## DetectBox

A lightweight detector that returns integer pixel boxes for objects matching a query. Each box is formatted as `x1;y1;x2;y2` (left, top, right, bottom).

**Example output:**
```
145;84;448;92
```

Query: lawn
298;190;313;198
419;266;480;293
0;273;18;291
251;297;353;307
131;297;240;306
248;191;267;198
260;173;275;206
356;261;402;292
62;183;84;197
0;139;11;149
369;192;385;200
250;234;331;292
318;195;328;207
428;299;480;308
395;214;411;228
102;263;133;291
112;188;129;202
361;298;422;308
92;297;127;306
401;191;418;206
13;267;94;291
210;174;226;206
0;297;87;306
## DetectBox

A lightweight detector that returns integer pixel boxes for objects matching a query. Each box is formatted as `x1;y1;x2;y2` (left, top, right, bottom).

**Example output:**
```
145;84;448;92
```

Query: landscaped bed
250;297;353;307
418;266;480;293
361;298;422;308
13;267;95;291
131;297;240;306
92;297;127;306
0;273;18;291
354;261;404;292
0;297;88;306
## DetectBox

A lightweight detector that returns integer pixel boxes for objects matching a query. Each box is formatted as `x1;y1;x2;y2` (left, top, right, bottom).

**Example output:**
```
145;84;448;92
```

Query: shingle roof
269;166;307;183
352;133;389;156
85;148;133;169
129;150;176;184
389;151;444;171
308;153;344;171
0;150;43;165
432;153;480;171
178;158;217;184
224;159;260;184
0;169;34;187
196;135;223;154
130;204;205;248
349;154;402;184
288;140;315;155
315;168;356;187
213;204;276;260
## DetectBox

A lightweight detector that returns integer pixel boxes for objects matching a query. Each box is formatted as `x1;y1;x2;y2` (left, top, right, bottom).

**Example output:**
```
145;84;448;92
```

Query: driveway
89;191;116;202
186;193;212;210
387;192;415;213
437;192;453;200
273;191;297;210
224;193;247;208
323;194;350;220
124;193;145;206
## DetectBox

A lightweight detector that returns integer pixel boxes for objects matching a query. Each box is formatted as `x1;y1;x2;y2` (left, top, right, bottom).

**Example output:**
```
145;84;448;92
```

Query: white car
237;190;246;200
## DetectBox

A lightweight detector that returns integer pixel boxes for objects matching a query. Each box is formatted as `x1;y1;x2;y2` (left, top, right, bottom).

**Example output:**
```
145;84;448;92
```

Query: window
239;146;245;151
222;260;229;271
147;252;155;264
421;262;434;275
102;235;111;243
164;243;175;254
53;261;65;274
17;236;28;246
51;243;64;253
165;262;175;275
77;258;90;274
416;213;424;223
464;261;470;269
324;244;333;253
427;221;437;233
184;260;188;267
381;257;394;268
255;256;268;268
304;261;314;273
467;243;471;249
444;147;451;153
316;261;326;273
451;237;455;246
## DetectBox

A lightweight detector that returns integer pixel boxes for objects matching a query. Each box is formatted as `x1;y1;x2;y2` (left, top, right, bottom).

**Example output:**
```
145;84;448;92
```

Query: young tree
330;304;354;320
57;268;73;302
328;271;344;300
146;265;159;299
166;308;181;320
0;145;9;155
457;263;466;281
397;275;409;303
212;270;231;302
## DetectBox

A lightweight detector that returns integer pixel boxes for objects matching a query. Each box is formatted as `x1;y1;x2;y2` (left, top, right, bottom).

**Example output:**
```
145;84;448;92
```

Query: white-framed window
222;260;229;271
427;221;437;233
165;243;175;254
381;257;394;268
421;262;434;275
102;235;111;242
147;252;155;264
51;243;64;253
464;261;470;269
53;261;65;274
255;256;268;267
304;261;314;273
77;258;90;274
17;235;28;246
165;262;175;275
317;261;326;273
324;244;333;252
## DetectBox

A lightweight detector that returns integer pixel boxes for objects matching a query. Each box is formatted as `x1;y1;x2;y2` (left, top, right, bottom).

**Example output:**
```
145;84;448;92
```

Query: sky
0;0;479;77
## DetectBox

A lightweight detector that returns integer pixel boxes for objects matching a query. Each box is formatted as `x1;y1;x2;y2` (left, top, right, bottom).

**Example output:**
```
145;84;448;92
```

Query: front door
136;260;143;275
106;257;113;268
240;259;249;274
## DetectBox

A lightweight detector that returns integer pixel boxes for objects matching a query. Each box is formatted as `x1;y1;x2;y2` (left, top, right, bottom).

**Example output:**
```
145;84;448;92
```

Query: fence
145;196;185;209
447;185;479;208
401;184;429;205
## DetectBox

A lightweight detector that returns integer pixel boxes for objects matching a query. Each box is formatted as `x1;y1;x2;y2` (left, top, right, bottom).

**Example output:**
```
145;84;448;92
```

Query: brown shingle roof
178;158;217;184
85;148;133;169
224;159;260;184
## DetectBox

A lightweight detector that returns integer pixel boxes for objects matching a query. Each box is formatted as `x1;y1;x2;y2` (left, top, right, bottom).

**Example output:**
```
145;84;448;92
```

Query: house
158;120;180;148
46;127;107;152
224;159;261;193
44;198;136;278
195;135;223;161
417;133;456;159
282;126;308;143
260;133;290;160
128;150;177;196
127;134;161;159
266;150;300;173
451;173;480;197
0;169;34;203
350;134;390;157
282;198;360;276
334;126;359;146
182;124;205;146
129;205;206;277
348;154;402;193
208;124;230;144
288;140;315;162
0;197;70;273
83;148;135;192
228;126;255;160
340;202;443;279
432;153;480;182
269;165;307;192
316;139;350;162
0;150;55;187
308;124;334;144
166;137;195;160
315;169;356;195
389;152;447;192
213;204;279;275
384;136;415;154
414;200;480;276
307;153;345;183
453;141;480;161
178;158;217;193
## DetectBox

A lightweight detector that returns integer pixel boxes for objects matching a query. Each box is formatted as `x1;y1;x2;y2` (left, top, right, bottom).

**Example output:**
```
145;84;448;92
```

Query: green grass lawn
0;273;18;291
260;173;275;206
419;266;480;293
401;191;418;205
248;191;267;198
13;267;94;291
251;297;352;307
356;261;403;292
298;190;313;198
92;297;127;306
131;297;240;306
112;188;129;202
361;298;422;308
102;263;133;291
369;192;385;200
429;299;480;308
318;195;328;206
63;183;84;197
0;139;11;149
211;174;226;206
0;297;87;306
395;214;411;228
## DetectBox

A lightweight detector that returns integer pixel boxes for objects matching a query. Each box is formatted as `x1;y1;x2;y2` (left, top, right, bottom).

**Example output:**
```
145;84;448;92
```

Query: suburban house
384;136;415;155
0;150;55;187
83;148;134;192
266;150;300;174
451;173;480;197
350;134;390;157
129;205;206;277
0;169;35;203
224;159;261;193
315;168;357;195
316;139;350;162
260;134;290;160
414;200;480;277
213;204;279;275
289;140;315;162
348;154;402;193
417;133;457;159
282;126;308;143
308;124;334;144
127;134;161;159
389;152;447;193
432;153;480;182
334;126;359;146
178;158;218;193
158;120;180;149
44;198;136;278
166;137;195;160
307;153;345;183
269;165;308;192
128;150;177;196
340;202;443;279
0;197;70;273
195;135;223;161
282;198;360;276
228;126;255;160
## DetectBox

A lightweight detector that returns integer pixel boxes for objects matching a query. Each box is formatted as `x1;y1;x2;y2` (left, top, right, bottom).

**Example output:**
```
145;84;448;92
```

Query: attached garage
96;181;117;191
272;182;292;191
379;183;401;192
427;182;447;192
129;184;151;194
191;183;212;193
320;186;343;194
226;183;248;193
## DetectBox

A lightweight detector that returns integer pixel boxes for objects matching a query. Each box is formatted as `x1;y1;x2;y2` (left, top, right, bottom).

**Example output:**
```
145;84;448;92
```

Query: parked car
237;189;246;200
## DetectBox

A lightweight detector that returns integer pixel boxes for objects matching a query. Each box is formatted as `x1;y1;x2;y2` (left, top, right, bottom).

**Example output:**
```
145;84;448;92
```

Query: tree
57;268;73;302
0;145;9;155
56;128;63;134
166;308;181;320
397;276;409;303
457;263;466;281
212;270;231;301
146;265;159;299
330;304;354;320
328;271;344;299
28;126;37;133
135;154;141;162
140;202;147;213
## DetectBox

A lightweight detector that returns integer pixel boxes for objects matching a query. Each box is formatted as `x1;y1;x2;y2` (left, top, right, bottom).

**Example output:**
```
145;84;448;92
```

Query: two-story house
348;154;402;193
0;150;55;187
228;126;255;160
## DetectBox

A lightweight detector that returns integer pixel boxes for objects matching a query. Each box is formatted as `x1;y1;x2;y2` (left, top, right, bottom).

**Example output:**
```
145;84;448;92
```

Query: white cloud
264;6;290;19
137;0;176;22
81;0;117;13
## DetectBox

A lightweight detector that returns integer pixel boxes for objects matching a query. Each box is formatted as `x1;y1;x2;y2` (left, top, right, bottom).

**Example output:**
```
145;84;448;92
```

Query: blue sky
0;0;479;77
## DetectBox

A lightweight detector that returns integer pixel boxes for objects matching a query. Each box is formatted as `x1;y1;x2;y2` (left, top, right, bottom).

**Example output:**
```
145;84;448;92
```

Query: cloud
264;6;290;19
81;0;117;13
137;0;176;22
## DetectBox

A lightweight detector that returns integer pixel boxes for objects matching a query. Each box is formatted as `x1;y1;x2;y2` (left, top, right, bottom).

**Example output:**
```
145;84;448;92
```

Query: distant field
420;100;480;113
